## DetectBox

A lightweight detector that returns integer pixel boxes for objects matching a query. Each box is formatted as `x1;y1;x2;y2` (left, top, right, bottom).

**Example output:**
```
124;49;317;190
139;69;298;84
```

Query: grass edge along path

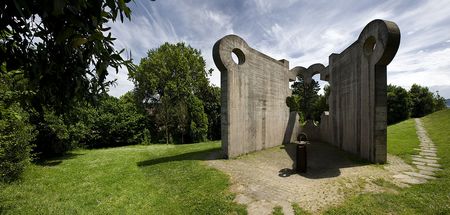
324;109;450;214
0;141;247;215
386;118;420;164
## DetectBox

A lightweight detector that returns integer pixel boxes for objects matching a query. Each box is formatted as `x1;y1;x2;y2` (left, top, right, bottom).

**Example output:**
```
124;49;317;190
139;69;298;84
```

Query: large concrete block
213;35;294;158
327;19;400;163
213;19;400;163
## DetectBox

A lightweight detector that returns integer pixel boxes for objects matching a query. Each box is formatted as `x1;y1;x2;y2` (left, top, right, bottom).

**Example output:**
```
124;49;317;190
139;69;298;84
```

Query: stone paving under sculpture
213;19;401;163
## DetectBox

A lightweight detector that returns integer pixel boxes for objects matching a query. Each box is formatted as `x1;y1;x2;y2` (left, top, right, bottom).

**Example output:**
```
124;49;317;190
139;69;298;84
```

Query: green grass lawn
325;109;450;214
0;141;246;214
387;118;420;164
2;110;449;214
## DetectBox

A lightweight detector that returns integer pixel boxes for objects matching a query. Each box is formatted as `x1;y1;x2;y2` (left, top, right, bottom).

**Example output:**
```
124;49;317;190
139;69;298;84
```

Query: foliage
409;84;435;118
0;66;36;182
312;85;330;123
188;96;209;142
387;84;411;124
130;42;211;143
198;85;221;140
288;77;328;123
67;93;148;148
33;109;71;157
155;96;176;144
433;92;447;111
0;141;247;214
1;0;137;158
1;0;135;113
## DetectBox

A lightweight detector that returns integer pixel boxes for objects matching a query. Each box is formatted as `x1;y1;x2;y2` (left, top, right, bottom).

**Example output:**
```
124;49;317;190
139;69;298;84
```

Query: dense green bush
188;96;208;143
0;103;36;182
410;84;435;118
199;85;221;140
387;84;411;124
33;109;71;157
0;67;36;182
66;93;148;148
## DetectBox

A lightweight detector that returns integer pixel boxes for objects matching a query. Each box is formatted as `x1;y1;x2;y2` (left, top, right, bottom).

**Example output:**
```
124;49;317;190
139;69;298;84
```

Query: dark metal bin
296;141;307;173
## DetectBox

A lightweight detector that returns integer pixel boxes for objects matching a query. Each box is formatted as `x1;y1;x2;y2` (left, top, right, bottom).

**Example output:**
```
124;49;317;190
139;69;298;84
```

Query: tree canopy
287;77;329;123
387;84;411;124
130;42;211;144
1;0;135;113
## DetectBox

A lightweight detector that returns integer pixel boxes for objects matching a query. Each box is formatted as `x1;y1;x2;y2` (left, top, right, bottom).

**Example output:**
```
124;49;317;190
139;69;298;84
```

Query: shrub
0;103;36;182
387;84;411;124
0;66;36;182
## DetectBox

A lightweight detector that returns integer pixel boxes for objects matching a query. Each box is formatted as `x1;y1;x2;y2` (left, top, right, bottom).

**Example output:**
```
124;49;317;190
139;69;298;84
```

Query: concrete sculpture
213;19;400;163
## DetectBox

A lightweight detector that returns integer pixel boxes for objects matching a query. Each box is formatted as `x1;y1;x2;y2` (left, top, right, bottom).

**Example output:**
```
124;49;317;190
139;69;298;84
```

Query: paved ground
206;118;440;214
207;143;407;214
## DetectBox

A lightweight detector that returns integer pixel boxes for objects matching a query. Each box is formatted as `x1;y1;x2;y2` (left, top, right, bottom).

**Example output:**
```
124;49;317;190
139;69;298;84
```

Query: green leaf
52;0;66;16
72;37;88;48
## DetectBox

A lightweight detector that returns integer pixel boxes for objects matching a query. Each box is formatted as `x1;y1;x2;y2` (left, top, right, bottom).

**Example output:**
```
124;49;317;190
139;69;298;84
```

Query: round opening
231;48;245;65
363;36;376;55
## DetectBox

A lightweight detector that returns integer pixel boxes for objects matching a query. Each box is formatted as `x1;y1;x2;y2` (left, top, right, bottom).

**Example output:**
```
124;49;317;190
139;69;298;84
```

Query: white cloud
106;0;450;98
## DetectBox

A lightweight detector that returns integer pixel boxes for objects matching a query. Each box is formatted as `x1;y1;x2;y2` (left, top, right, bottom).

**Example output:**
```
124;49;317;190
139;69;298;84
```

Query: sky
106;0;450;98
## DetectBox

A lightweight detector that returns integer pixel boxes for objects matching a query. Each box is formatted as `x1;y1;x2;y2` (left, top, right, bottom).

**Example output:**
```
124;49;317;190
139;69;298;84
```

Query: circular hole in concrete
231;48;245;65
363;36;376;55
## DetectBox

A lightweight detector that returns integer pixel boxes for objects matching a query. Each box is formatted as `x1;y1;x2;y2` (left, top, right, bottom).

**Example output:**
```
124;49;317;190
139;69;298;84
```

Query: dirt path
206;142;413;214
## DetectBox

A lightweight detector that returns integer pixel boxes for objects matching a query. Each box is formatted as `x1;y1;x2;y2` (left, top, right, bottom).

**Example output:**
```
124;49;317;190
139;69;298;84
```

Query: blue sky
106;0;450;98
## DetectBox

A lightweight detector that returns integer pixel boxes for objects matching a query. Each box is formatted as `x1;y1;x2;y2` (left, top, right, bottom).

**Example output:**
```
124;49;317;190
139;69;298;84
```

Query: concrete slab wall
327;20;400;163
213;19;400;163
213;35;294;158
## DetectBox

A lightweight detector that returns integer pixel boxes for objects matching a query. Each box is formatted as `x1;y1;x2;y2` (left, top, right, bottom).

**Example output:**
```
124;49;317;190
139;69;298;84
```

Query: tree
155;96;176;144
1;0;136;157
387;84;411;124
188;96;208;142
312;84;330;123
130;42;210;143
288;77;320;122
433;91;447;112
64;93;148;148
410;84;435;118
198;85;221;140
1;0;135;113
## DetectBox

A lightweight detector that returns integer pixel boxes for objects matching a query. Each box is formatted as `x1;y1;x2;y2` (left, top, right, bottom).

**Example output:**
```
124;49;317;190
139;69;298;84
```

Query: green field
0;141;245;214
1;110;449;214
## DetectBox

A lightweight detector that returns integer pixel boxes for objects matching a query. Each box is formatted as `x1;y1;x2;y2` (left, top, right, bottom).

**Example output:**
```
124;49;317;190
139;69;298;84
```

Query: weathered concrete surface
213;19;400;163
213;35;294;158
325;19;400;163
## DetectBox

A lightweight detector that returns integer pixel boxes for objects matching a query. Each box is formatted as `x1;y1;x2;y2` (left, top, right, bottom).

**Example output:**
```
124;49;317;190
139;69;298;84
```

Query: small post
296;141;307;173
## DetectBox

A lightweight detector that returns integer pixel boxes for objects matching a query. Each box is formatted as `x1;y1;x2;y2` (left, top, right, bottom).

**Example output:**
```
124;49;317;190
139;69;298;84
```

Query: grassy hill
326;109;450;214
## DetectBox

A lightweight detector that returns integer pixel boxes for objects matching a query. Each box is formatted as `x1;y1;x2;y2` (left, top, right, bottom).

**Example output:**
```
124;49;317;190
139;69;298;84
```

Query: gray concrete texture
213;35;296;158
213;19;400;162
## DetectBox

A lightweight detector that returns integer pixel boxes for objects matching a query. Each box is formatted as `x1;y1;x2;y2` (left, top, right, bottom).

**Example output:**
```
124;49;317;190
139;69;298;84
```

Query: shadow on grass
280;141;370;179
137;148;223;167
35;152;84;167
